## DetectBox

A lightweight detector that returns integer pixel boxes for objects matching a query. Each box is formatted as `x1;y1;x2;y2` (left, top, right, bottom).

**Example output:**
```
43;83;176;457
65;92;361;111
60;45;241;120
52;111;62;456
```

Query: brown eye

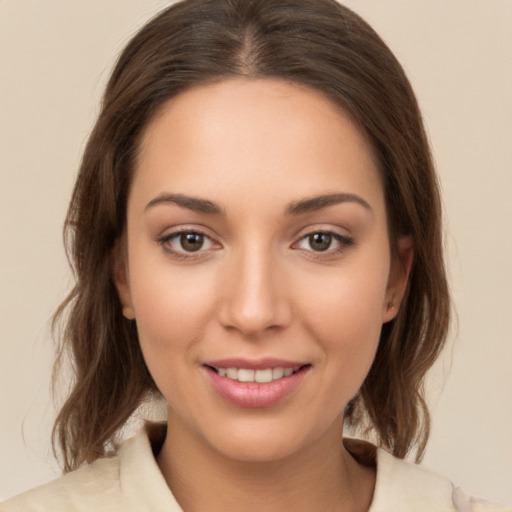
158;229;219;258
308;233;332;251
180;232;204;252
293;231;354;256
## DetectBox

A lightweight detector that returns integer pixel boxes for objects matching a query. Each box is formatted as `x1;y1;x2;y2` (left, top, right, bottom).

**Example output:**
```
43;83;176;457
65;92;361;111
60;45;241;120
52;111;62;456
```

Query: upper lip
203;358;309;370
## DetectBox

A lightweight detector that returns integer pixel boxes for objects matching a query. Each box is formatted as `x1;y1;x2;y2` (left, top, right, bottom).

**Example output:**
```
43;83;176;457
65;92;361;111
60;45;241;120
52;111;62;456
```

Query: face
115;79;412;462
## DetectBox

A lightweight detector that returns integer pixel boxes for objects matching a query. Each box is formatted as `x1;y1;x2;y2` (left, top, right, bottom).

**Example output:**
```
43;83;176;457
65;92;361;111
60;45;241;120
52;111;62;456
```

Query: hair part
53;0;450;472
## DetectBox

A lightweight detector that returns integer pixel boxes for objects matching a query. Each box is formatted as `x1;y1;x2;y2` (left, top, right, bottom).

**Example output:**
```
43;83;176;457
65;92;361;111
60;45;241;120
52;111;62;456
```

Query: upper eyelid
291;228;355;252
159;231;218;247
157;230;220;259
294;231;353;246
156;225;353;245
291;223;353;240
158;225;218;240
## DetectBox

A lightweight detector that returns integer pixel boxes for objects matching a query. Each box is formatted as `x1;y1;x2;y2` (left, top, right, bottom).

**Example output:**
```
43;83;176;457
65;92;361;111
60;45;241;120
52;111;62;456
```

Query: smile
209;366;301;383
203;360;311;408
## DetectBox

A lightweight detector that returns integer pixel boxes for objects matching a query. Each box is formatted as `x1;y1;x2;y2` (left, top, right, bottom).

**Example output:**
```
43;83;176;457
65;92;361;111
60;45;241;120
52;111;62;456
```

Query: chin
202;415;339;464
213;432;304;463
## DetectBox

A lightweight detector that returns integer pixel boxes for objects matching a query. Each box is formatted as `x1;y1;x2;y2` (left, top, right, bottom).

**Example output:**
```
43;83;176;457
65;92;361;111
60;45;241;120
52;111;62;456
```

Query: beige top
2;423;508;512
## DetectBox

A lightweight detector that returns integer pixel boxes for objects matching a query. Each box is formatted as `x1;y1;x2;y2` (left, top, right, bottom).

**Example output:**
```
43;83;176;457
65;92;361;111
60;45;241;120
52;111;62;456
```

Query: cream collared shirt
2;423;508;512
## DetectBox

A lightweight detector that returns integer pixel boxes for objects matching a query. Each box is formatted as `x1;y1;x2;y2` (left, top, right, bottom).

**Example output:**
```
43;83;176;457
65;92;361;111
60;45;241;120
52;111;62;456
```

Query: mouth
202;358;312;407
203;361;311;408
204;365;309;383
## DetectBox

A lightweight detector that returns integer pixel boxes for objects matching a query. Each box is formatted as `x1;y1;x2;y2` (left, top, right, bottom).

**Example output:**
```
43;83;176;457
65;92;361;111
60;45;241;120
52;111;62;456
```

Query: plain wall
1;0;511;504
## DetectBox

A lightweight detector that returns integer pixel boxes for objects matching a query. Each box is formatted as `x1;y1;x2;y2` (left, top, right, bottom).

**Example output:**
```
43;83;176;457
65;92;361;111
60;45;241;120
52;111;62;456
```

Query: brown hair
53;0;450;472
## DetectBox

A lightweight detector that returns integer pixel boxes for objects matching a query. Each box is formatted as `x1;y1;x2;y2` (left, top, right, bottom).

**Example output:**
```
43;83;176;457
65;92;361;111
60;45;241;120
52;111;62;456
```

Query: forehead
131;78;384;216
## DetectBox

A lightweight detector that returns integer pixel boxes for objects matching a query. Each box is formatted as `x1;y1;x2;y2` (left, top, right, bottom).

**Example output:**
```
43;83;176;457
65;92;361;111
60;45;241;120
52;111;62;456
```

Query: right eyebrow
144;193;225;215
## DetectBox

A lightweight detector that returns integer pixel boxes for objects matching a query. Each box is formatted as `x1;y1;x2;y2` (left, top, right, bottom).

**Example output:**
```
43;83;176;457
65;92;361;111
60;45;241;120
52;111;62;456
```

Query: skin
115;78;413;512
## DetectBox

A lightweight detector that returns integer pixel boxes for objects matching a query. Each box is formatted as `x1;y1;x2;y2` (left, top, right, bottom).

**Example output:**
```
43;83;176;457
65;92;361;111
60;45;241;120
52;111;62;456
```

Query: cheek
297;253;390;390
300;251;389;334
128;254;218;382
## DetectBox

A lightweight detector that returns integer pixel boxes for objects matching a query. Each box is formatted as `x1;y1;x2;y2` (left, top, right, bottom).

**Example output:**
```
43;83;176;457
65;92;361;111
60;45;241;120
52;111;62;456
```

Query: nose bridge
219;239;290;336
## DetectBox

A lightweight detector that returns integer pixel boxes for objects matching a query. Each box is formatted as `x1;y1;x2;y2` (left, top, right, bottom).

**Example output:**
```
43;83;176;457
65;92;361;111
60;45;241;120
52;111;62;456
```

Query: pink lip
203;357;306;370
203;361;310;408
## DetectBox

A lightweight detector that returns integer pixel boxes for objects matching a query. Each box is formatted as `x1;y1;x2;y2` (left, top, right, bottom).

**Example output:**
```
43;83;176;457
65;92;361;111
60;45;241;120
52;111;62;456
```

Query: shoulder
1;423;180;512
343;438;509;512
0;455;127;512
372;446;510;512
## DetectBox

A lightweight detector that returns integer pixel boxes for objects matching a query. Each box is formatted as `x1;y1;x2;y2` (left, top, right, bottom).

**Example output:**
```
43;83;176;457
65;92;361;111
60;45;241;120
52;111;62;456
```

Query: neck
156;413;375;512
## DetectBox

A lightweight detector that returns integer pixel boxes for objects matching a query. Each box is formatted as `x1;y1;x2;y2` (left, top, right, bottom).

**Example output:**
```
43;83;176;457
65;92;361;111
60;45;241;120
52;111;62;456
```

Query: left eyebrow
285;193;372;216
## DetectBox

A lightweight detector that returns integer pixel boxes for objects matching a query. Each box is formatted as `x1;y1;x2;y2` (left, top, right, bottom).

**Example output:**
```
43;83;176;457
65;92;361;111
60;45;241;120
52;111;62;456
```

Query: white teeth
255;369;273;383
238;369;255;382
215;366;300;383
226;368;238;379
272;367;284;379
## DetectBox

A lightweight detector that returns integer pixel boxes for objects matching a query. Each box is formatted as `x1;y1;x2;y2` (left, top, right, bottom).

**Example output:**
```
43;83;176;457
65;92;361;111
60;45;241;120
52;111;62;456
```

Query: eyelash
157;229;354;259
157;229;218;260
293;231;354;256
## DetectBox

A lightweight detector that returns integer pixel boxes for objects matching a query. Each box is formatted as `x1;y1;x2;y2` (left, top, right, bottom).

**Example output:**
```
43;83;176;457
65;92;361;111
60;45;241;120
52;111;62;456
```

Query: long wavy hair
52;0;450;472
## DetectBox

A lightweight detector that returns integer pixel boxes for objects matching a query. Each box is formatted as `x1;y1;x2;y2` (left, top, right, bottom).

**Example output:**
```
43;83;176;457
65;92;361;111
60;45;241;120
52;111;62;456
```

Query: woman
2;0;508;510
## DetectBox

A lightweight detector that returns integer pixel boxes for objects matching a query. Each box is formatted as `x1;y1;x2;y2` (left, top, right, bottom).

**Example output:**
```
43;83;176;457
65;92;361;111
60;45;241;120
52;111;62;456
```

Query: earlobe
121;304;136;320
382;235;414;323
112;239;135;320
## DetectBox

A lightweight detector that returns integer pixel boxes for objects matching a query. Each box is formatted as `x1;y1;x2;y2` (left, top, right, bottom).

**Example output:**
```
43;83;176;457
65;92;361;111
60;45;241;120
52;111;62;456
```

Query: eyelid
157;226;222;258
291;227;355;255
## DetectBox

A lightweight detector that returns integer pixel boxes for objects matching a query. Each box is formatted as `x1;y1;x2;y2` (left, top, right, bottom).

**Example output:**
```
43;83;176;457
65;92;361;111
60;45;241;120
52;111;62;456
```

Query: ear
112;239;135;320
382;235;414;323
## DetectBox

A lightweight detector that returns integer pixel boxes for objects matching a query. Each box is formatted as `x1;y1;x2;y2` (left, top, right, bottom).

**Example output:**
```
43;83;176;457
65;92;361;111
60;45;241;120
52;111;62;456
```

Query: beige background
1;0;511;504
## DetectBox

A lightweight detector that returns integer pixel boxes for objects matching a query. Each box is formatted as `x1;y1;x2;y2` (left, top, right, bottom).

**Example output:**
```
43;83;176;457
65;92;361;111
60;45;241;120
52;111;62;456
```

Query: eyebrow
145;193;224;215
285;193;372;215
145;192;371;216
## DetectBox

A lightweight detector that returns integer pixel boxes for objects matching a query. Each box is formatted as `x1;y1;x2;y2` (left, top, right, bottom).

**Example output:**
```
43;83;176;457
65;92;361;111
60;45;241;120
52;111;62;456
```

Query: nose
218;245;292;338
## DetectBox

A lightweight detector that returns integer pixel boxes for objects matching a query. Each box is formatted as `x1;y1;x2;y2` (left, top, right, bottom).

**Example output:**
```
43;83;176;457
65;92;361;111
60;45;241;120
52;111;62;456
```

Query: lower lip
204;366;310;408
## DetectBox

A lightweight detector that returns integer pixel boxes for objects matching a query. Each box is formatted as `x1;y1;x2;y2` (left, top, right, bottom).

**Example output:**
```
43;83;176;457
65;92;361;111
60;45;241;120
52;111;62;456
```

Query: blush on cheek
132;263;213;326
303;279;384;380
132;274;214;369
